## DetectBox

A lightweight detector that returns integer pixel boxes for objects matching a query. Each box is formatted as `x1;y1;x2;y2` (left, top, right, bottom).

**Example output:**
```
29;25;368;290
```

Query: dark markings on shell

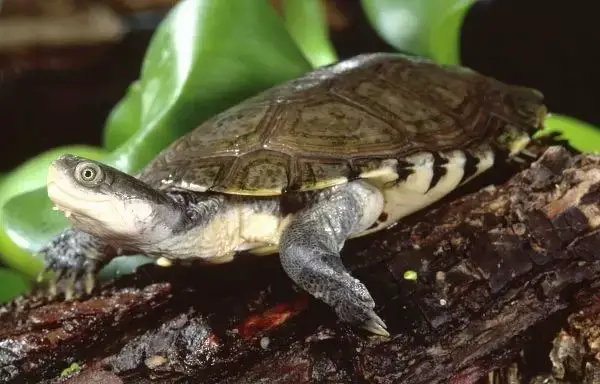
428;152;449;192
368;211;390;230
386;158;415;188
347;163;363;181
279;186;340;216
378;212;389;222
460;151;480;185
279;193;308;215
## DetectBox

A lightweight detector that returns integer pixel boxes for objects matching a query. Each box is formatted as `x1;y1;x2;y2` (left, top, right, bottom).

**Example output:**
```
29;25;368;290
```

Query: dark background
0;0;598;171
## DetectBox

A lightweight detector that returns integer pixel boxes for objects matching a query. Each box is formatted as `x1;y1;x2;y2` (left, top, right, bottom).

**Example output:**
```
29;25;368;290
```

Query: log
527;289;600;383
0;146;599;384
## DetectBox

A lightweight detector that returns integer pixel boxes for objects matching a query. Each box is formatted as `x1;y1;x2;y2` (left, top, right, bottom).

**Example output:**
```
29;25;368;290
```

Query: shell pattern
138;53;544;196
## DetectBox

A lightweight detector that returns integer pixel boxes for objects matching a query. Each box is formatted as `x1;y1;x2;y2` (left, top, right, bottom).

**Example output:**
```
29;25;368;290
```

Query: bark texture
0;146;599;384
528;291;600;384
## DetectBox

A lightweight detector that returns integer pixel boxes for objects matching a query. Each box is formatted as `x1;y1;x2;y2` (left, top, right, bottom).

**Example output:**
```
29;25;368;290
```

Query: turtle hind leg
279;181;389;336
38;228;114;299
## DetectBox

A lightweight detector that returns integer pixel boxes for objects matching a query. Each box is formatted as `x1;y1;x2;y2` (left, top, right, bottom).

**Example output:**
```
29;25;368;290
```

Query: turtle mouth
47;181;110;220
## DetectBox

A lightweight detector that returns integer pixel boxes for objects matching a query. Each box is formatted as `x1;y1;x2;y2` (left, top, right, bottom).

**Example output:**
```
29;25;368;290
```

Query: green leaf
537;113;600;153
102;81;142;151
97;255;154;281
104;0;312;173
428;1;474;65
281;0;338;68
0;189;67;277
0;268;31;303
361;0;474;64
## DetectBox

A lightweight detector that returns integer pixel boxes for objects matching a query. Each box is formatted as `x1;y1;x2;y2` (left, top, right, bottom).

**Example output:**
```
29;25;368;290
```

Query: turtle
41;53;547;336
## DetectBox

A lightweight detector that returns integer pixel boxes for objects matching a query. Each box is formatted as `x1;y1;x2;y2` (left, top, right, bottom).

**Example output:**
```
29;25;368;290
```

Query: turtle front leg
38;228;116;299
279;181;389;336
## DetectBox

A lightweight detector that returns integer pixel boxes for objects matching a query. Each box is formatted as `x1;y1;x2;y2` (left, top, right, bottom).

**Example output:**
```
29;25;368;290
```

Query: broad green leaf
97;255;154;281
537;113;600;153
102;81;142;151
0;189;64;277
281;0;338;68
361;0;474;64
428;1;474;65
0;268;31;303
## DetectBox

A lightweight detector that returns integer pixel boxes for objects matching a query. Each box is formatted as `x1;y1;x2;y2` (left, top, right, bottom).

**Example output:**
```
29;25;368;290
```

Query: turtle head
489;84;548;155
502;85;548;131
47;155;181;246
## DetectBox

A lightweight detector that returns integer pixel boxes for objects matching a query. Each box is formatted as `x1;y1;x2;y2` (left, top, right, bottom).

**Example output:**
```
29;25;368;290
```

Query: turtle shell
138;53;545;196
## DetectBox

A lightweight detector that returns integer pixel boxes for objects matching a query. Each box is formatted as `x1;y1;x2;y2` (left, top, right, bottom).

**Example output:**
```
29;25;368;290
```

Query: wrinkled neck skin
68;190;183;252
110;189;286;263
152;191;237;261
79;188;232;257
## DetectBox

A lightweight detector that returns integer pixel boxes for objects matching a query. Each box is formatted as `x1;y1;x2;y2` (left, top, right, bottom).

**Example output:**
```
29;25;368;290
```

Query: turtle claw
361;312;390;337
41;263;100;300
325;275;390;336
520;149;538;159
46;268;65;298
64;284;74;301
37;229;105;300
36;267;48;283
63;271;79;301
47;277;58;299
84;271;96;295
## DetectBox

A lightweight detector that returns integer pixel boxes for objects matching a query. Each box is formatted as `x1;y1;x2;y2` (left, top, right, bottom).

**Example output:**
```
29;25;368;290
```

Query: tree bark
527;296;600;384
1;146;599;384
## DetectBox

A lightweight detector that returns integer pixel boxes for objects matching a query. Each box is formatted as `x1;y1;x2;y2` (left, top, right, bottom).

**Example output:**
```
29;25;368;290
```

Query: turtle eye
74;162;104;186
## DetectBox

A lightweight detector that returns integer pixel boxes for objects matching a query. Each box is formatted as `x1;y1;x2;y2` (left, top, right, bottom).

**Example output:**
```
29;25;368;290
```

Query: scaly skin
38;228;113;299
280;181;388;335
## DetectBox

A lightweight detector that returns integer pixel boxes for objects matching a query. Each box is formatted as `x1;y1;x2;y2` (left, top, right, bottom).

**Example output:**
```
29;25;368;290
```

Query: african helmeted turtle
41;53;547;336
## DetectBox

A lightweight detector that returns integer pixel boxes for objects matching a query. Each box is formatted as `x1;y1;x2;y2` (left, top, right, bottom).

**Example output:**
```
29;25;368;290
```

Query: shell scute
212;150;291;195
379;59;480;108
267;99;401;157
296;159;351;191
186;103;273;155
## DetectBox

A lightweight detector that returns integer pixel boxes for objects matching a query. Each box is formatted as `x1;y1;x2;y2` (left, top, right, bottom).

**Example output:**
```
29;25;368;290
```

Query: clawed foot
330;274;390;337
36;229;104;300
360;312;389;337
